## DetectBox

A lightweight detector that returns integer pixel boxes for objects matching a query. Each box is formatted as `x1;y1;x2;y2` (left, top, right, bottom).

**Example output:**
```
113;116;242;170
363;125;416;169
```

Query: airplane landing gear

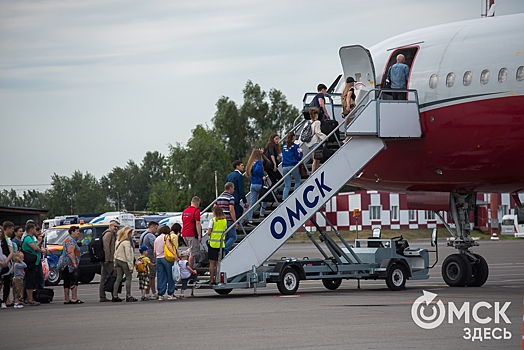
437;193;489;287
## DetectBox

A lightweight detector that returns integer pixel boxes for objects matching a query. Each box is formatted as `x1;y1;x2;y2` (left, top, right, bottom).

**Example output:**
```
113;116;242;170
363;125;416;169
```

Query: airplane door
339;45;376;88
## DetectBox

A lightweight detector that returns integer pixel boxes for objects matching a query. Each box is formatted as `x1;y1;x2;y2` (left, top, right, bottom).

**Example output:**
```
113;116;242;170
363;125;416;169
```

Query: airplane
332;2;523;288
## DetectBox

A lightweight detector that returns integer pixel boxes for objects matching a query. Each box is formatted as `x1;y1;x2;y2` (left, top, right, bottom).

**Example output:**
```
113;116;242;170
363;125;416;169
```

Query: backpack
300;121;313;143
88;231;108;263
136;256;147;274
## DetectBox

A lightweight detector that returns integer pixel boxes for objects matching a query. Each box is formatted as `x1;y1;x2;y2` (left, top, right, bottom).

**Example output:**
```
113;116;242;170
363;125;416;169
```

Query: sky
1;0;523;193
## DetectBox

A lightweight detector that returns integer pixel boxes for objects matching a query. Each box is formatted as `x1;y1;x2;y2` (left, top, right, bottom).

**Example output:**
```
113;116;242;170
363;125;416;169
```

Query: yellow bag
164;234;176;263
136;257;147;273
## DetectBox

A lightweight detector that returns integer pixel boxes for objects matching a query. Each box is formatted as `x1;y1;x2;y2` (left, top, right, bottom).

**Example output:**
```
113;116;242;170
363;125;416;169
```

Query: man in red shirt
181;196;202;268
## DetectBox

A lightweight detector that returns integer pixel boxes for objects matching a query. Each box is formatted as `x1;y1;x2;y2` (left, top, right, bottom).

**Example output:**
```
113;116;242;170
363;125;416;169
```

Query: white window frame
425;210;436;221
391;205;399;221
409;210;417;221
369;205;381;221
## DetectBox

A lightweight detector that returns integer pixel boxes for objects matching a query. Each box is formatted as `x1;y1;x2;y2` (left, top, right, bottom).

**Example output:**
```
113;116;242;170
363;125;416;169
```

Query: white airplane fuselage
342;13;524;194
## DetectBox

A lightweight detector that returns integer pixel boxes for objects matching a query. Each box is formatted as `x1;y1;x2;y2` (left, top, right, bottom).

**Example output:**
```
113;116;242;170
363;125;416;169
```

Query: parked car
44;223;110;286
133;217;147;247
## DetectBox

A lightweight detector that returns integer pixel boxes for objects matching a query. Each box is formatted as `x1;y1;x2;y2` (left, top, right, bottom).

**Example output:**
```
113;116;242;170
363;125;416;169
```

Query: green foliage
151;124;231;211
46;171;111;217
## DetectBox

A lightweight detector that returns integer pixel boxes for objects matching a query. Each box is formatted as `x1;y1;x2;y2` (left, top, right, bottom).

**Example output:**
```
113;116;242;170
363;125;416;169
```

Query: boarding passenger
389;54;410;100
0;225;14;308
35;226;45;290
181;196;202;269
225;160;249;223
177;251;199;299
342;76;356;118
281;132;303;200
136;245;151;301
303;107;327;173
58;226;83;304
12;226;23;250
207;206;227;285
139;220;159;300
21;222;46;306
154;226;177;300
12;252;25;308
309;84;331;121
342;77;357;144
99;219;119;302
3;221;16;253
216;182;237;254
263;133;283;189
245;149;267;226
113;226;137;302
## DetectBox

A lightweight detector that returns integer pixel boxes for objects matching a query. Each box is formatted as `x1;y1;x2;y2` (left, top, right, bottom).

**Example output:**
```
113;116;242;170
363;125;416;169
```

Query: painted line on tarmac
273;295;307;298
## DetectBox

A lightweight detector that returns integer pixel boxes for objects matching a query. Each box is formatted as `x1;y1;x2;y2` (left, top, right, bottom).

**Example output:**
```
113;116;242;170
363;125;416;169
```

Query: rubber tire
442;254;472;287
214;288;233;295
386;264;407;291
277;268;300;295
468;254;489;287
79;273;95;284
322;278;342;290
45;268;61;286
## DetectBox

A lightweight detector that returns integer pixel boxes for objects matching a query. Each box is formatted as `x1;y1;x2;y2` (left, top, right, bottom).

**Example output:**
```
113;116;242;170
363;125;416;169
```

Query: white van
90;212;135;229
501;206;524;238
159;212;213;235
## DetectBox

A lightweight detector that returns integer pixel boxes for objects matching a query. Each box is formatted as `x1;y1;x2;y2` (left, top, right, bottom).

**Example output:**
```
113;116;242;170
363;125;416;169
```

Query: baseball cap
180;251;189;257
139;245;149;253
109;219;120;225
346;76;355;83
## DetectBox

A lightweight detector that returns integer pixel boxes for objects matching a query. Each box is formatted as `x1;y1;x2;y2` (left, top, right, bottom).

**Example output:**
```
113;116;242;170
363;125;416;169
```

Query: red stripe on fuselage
349;95;524;193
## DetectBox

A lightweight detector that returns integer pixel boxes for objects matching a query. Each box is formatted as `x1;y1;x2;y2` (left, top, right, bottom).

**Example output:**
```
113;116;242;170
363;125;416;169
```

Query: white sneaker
1;303;6;309
193;283;200;289
157;296;164;301
150;294;158;300
167;295;177;300
14;303;23;309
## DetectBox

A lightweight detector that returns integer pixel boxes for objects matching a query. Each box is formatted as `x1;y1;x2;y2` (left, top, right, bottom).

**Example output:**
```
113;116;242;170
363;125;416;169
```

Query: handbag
172;262;181;283
41;258;50;280
299;164;308;177
164;234;176;263
258;180;272;203
103;271;123;293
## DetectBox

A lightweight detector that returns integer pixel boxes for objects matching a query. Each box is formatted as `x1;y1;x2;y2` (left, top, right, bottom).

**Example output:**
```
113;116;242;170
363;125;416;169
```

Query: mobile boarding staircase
211;89;423;294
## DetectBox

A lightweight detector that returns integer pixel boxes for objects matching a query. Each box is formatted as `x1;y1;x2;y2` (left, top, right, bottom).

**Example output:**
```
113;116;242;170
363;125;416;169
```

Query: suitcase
33;288;54;303
321;120;340;142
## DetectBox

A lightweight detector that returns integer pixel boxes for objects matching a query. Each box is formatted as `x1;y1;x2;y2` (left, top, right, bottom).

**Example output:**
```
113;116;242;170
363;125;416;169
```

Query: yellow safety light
353;209;360;217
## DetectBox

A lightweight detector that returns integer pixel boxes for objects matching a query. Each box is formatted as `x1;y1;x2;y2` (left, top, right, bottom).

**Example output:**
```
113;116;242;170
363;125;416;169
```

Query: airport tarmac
3;239;523;349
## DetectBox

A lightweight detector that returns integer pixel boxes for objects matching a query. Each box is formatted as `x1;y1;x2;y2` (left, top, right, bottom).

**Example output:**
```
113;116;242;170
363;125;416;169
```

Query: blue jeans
248;183;267;221
282;165;302;200
224;221;237;254
156;258;174;296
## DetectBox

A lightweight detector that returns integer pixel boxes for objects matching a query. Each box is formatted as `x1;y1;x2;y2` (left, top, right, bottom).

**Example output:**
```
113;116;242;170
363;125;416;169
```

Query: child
136;246;151;301
178;251;199;299
12;251;26;309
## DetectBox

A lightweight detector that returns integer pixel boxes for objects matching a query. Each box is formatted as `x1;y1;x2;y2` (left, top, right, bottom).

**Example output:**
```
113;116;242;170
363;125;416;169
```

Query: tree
46;171;110;217
151;124;231;211
212;97;250;161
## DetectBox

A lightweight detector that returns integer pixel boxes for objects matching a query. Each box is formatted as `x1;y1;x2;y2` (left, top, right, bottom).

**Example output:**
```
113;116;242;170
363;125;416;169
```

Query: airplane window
517;66;524;82
498;68;508;83
480;69;490;85
429;74;438;89
463;71;472;86
446;72;455;87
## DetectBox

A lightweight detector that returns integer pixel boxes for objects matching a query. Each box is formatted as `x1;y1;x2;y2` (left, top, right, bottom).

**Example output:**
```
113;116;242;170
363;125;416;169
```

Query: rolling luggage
33;288;54;303
321;120;340;143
